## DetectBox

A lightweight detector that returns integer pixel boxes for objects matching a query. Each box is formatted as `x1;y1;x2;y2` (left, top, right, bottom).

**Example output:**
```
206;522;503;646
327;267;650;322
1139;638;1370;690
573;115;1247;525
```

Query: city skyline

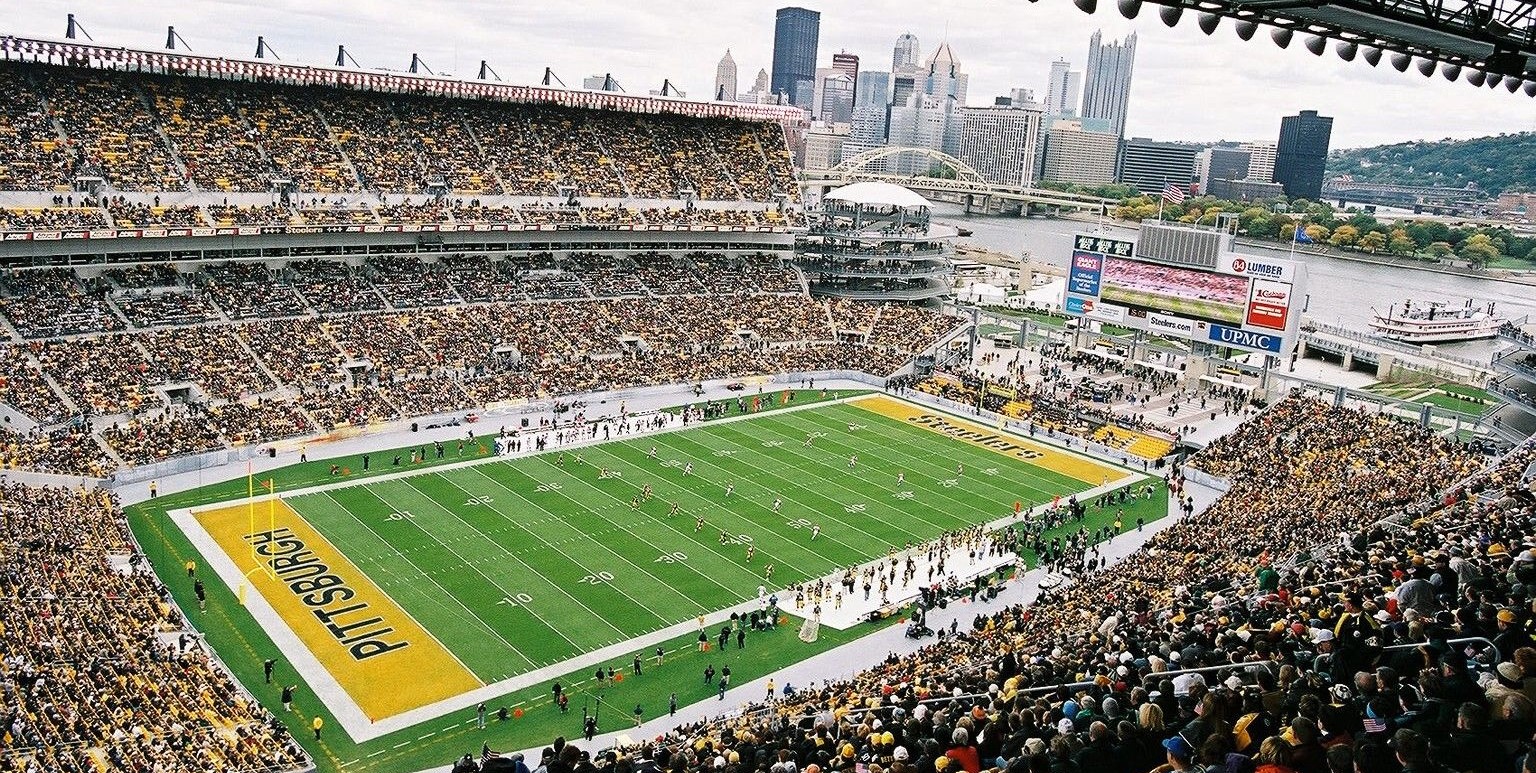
9;0;1533;148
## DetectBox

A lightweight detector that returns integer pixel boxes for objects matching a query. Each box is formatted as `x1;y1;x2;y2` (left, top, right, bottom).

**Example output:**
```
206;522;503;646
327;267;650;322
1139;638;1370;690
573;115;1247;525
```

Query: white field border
173;390;1147;743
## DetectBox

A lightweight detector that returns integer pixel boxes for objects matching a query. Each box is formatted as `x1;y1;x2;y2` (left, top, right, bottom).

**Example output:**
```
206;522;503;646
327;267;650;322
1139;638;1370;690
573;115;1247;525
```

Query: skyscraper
854;70;892;109
893;33;921;73
1080;30;1137;138
771;7;821;109
714;50;738;102
921;42;968;106
1119;138;1198;192
832;51;860;104
960;105;1044;186
1240;141;1278;182
746;68;772;102
1042;120;1120;186
1274;110;1333;200
1044;59;1081;117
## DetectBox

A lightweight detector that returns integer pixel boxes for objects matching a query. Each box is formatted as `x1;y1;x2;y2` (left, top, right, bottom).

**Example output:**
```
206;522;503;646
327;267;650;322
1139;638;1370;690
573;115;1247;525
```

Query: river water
933;204;1536;358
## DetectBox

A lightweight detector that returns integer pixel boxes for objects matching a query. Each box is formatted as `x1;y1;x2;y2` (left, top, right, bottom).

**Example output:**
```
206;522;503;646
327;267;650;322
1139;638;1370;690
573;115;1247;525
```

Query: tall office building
1240;141;1278;182
921;42;969;105
714;50;738;102
771;7;820;108
1119;138;1198;192
893;33;921;74
1273;110;1333;199
887;95;961;174
832;51;860;104
1201;146;1251;192
1080;30;1137;137
1042;120;1120;186
1009;88;1038;107
745;69;772;102
819;73;855;124
855;70;892;109
1044;59;1081;117
959;105;1044;186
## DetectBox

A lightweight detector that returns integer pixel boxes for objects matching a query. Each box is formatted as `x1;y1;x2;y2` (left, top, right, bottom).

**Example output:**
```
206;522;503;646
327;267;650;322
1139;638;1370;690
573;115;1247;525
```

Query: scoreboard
1063;233;1306;356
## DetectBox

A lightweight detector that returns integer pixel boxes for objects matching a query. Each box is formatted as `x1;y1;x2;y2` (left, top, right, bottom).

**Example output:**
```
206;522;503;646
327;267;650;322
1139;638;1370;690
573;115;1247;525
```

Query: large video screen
1100;257;1250;326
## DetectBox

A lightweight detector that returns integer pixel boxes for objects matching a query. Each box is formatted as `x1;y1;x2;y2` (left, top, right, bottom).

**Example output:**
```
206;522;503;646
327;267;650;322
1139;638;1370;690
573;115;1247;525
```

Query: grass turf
283;399;1095;683
128;391;1166;772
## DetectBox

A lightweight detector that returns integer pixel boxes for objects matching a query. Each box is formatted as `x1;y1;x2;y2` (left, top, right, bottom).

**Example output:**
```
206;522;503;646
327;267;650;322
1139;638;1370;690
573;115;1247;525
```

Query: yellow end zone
852;395;1125;484
196;500;481;720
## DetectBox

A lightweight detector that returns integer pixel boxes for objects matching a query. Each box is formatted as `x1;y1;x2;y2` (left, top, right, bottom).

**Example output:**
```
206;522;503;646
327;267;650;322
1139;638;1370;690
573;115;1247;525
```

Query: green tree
1459;233;1500;268
1329;224;1360;247
1388;229;1416;256
1358;231;1388;254
1427;241;1455;258
1303;224;1331;243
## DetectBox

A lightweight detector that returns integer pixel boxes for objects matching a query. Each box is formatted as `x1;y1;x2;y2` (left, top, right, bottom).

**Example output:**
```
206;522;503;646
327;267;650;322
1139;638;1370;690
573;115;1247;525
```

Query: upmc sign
1208;324;1283;354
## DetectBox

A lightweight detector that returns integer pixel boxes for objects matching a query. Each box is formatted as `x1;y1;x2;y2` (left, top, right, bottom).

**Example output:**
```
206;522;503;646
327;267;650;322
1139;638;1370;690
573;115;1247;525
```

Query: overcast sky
12;0;1535;148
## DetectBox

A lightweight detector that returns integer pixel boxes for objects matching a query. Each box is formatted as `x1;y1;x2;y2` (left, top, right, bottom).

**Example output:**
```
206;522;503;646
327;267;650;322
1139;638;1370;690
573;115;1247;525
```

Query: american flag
1161;183;1187;204
1362;716;1387;734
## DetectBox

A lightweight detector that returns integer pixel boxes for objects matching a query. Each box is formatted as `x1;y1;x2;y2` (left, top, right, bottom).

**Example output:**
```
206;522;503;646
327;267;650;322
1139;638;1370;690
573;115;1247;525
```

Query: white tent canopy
823;182;932;209
958;281;1006;305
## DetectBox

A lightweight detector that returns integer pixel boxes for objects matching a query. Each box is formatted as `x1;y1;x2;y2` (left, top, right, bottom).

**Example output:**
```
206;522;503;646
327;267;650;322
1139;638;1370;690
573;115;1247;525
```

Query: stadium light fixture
1361;46;1381;66
1073;0;1097;14
1271;27;1293;48
1234;20;1258;40
1117;0;1142;20
1197;12;1220;34
1159;5;1182;27
1304;35;1327;55
1335;41;1357;61
1390;52;1412;71
1416;58;1435;76
1508;77;1524;92
1525;80;1536;96
1440;62;1461;80
1465;69;1485;87
1486;72;1503;88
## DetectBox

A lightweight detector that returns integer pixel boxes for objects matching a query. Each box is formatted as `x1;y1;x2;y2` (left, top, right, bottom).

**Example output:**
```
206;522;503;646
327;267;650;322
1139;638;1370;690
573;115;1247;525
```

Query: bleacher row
0;484;312;773
0;198;801;233
0;61;796;202
0;253;803;337
587;396;1536;773
0;266;966;475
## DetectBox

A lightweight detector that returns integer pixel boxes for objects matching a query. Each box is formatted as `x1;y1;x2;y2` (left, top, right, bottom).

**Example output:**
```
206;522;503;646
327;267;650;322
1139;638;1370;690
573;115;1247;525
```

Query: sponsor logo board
1245;278;1292;331
1146;312;1195;337
1068;251;1103;297
1208;323;1283;353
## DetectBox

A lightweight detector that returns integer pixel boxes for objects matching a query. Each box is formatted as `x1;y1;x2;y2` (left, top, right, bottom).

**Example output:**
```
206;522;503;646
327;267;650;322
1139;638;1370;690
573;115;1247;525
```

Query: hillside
1327;132;1536;195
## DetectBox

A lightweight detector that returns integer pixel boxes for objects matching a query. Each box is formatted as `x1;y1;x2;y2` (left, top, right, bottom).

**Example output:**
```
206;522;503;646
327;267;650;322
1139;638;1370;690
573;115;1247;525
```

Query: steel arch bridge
827;147;988;184
804;147;1113;213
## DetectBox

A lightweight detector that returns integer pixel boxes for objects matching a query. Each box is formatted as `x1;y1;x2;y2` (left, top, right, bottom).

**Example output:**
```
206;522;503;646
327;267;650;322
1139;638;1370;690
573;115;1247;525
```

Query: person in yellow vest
185;560;196;578
149;480;158;498
312;715;323;740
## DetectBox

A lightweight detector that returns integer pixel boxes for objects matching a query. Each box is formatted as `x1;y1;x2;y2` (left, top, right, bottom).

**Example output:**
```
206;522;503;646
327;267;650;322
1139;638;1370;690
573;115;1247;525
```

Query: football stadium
3;7;1536;773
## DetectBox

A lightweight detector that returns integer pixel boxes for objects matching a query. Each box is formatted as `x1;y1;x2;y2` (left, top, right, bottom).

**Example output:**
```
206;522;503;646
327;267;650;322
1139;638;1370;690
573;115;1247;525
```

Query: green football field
280;398;1102;684
1101;285;1246;325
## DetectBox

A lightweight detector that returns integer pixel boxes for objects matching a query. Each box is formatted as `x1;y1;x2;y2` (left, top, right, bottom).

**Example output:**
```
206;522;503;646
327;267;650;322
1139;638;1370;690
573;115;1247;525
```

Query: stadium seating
0;61;796;215
0;256;963;474
0;483;310;771
506;396;1522;773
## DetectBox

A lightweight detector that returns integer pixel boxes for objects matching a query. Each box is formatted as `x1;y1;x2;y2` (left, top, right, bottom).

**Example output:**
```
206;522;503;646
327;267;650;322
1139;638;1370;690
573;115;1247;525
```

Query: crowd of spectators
104;197;209;228
0;268;126;339
0;482;309;771
543;396;1533;773
0;253;960;474
198;261;310;320
0;65;71;190
0;61;798;209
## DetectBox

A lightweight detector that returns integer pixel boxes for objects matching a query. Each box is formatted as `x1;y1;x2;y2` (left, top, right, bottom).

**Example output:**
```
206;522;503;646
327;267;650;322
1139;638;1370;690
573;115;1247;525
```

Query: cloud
9;0;1534;147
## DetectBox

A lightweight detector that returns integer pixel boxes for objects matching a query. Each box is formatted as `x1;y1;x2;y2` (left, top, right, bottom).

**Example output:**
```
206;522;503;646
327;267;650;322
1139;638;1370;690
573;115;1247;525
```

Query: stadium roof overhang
1058;0;1536;93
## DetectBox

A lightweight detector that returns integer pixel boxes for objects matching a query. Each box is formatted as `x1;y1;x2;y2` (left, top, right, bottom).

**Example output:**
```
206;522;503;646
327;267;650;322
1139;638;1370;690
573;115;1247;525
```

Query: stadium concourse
444;397;1536;773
